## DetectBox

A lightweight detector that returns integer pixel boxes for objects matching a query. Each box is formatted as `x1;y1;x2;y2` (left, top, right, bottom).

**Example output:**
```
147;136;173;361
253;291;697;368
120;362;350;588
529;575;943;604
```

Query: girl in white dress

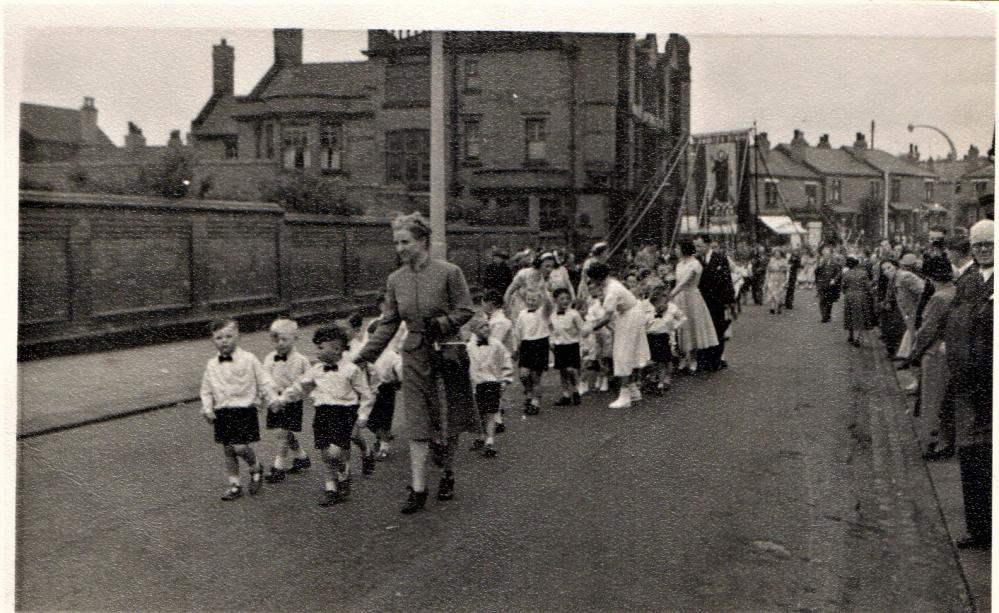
585;261;651;409
669;240;719;373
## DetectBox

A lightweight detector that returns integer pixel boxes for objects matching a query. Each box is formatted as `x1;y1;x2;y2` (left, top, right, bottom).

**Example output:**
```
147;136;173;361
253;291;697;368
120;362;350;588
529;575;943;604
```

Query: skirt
843;291;875;331
519;337;551;372
647;332;672;364
672;287;719;354
367;381;400;433
611;306;651;377
552;342;581;370
920;344;949;433
401;336;479;442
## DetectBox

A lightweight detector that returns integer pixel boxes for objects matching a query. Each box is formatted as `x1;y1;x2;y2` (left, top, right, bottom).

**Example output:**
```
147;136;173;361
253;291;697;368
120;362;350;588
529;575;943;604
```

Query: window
891;177;901;202
282;125;309;170
829;178;842;203
384;57;430;107
974;180;989;196
463;118;481;161
869;179;881;200
955;182;962;195
805;183;818;208
495;195;530;225
764;180;778;209
385;129;429;185
924;180;935;203
254;123;262;159
224;139;238;160
464;59;480;92
320;123;343;171
525;118;547;163
539;196;566;231
264;124;275;159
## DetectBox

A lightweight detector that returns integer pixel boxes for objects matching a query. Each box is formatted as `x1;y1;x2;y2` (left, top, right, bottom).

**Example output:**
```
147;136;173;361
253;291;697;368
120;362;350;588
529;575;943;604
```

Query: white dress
671;258;719;354
504;267;548;319
601;278;651;377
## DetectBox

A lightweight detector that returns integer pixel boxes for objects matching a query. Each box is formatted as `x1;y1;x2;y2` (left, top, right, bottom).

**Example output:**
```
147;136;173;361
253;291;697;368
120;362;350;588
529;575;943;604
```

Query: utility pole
429;30;447;259
752;121;759;244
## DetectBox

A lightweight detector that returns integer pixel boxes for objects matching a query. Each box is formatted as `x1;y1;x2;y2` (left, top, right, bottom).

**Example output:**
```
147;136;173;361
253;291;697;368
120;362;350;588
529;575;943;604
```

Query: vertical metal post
430;31;447;259
883;169;890;241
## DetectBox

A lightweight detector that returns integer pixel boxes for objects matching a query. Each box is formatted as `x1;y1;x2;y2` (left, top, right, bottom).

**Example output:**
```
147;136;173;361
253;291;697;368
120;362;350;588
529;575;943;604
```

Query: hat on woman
590;241;608;256
900;253;919;269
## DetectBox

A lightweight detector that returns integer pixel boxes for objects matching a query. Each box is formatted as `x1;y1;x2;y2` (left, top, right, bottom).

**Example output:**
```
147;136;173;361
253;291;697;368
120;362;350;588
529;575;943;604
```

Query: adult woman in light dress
669;240;718;373
764;247;790;314
586;261;651;408
504;252;562;317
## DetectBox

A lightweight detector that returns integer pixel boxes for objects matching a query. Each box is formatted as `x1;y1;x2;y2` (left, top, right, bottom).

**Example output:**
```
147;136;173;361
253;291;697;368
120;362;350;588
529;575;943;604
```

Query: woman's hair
679;240;696;257
552;287;571;300
586;261;610;283
391;211;432;247
772;247;784;258
845;255;859;268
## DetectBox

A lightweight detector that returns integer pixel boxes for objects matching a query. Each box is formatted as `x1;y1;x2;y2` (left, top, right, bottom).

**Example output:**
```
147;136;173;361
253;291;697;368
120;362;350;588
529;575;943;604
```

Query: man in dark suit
482;249;513;296
694;234;735;371
750;245;768;305
784;248;802;309
813;244;842;323
945;219;993;550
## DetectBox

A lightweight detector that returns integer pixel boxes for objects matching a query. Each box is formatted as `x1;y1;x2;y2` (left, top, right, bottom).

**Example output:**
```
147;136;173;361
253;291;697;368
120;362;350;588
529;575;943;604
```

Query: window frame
891;176;901;202
524;117;547;164
463;58;481;93
804;182;818;208
829;178;842;203
764;178;779;209
463;117;481;162
281;124;310;170
924;179;935;203
385;128;430;187
319;122;344;172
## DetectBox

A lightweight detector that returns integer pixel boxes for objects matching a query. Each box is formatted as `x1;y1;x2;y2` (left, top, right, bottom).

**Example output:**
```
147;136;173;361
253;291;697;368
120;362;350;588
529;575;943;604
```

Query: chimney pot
274;29;303;67
212;38;235;96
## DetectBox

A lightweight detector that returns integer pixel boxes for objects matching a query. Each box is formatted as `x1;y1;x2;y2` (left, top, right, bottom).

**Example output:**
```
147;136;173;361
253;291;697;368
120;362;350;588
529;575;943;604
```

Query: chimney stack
852;132;868;150
788;129;809;162
79;96;98;145
168;130;184;148
966;144;980;161
817;134;831;149
213;38;235;96
125;121;146;149
755;132;770;151
274;29;303;67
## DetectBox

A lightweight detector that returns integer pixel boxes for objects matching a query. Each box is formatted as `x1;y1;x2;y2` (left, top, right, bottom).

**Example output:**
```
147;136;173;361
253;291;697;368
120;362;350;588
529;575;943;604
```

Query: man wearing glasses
946;219;993;550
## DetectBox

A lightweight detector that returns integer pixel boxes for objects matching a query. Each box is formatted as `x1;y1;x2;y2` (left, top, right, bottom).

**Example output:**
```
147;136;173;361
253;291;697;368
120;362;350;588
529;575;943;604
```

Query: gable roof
191;94;243;136
260;62;372;99
963;162;995;180
20;102;115;148
757;147;820;180
776;144;880;177
849;148;937;178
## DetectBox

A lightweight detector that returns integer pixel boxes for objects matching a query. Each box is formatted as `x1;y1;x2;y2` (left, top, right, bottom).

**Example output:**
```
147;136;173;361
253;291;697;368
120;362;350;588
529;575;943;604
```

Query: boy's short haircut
479;289;504;307
269;318;298;336
552;287;570;300
347;312;363;329
210;318;239;334
313;324;350;346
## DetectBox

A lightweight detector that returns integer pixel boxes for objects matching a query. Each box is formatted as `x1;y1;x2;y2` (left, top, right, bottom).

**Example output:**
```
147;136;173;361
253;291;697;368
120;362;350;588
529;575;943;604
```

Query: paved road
17;295;972;610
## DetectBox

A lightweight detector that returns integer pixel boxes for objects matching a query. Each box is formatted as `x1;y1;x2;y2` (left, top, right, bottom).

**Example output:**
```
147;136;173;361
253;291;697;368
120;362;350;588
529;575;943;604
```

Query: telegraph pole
429;30;447;259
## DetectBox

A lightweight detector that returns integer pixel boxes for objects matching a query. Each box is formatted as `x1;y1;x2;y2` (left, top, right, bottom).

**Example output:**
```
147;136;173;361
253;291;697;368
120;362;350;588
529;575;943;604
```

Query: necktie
273;354;287;362
323;363;338;372
218;354;233;363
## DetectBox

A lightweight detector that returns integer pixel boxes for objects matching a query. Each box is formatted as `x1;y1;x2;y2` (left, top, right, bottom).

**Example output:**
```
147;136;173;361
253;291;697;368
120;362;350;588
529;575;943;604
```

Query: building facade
189;29;691;246
19;97;116;164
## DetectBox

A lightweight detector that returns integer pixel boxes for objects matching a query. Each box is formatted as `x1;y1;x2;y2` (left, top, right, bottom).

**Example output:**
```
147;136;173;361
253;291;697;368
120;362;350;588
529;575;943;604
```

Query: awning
890;201;919;212
827;204;856;214
678;215;737;235
758;215;807;235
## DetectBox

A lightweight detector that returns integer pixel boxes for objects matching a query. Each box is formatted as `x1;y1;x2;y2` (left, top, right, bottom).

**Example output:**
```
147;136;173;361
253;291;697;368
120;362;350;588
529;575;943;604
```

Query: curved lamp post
907;123;958;160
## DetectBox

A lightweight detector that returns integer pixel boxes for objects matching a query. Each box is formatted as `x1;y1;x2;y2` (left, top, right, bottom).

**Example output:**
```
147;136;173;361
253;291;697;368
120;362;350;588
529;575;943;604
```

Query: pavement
15;292;989;610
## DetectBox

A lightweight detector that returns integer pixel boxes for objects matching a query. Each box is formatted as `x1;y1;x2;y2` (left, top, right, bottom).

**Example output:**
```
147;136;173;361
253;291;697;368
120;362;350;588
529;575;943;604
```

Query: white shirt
280;359;374;418
550;308;587;345
263;349;312;393
981;266;993;282
467;337;514;385
516;307;551;342
601;278;638;315
200;347;276;415
488;309;516;354
370;347;403;389
647;302;687;335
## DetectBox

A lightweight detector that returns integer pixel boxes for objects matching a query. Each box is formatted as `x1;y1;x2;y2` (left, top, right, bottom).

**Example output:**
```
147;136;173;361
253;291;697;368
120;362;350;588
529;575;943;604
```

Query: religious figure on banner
712;149;730;203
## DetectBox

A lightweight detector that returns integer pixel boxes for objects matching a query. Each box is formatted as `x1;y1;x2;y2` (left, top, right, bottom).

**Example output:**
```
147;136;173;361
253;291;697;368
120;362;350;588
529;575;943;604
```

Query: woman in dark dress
877;257;906;357
842;255;875;347
357;212;478;514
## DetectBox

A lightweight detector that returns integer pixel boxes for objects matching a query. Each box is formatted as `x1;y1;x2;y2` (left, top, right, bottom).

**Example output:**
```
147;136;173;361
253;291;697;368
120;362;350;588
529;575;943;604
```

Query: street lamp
907;123;958;160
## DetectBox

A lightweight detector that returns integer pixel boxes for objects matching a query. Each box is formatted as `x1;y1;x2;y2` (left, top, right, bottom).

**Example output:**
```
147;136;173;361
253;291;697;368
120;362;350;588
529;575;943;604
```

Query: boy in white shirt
646;287;686;393
514;289;552;415
477;289;514;432
200;319;277;501
271;324;373;507
467;317;514;457
549;287;587;406
261;318;313;483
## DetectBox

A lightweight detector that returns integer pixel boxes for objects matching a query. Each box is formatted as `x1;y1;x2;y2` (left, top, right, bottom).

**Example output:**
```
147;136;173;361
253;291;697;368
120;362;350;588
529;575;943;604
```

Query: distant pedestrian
814;245;842;323
750;244;769;305
764;248;790;315
261;318;313;484
841;256;875;347
467;317;514;458
272;324;373;507
482;249;513;296
784;248;802;309
200;319;276;501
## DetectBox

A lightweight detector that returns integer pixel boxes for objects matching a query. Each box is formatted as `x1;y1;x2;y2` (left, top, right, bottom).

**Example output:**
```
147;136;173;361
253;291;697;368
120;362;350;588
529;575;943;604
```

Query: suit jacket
944;265;993;446
698;250;735;309
482;262;513;295
814;257;842;299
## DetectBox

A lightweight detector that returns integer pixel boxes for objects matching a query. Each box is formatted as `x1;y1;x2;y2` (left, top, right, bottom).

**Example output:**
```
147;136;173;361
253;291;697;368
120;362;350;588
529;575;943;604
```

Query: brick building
19;97;116;163
750;131;822;243
189;29;691;245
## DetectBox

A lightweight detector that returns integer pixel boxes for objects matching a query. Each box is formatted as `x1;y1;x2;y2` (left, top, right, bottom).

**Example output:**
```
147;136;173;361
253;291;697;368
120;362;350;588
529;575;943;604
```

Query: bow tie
273;354;287;362
527;308;537;313
556;309;566;315
323;363;339;372
218;354;233;363
477;338;489;347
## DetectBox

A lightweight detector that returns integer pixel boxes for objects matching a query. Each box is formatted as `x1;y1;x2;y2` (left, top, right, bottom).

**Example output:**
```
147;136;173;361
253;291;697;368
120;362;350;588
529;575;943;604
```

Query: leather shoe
401;487;428;514
437;471;455;501
956;536;990;550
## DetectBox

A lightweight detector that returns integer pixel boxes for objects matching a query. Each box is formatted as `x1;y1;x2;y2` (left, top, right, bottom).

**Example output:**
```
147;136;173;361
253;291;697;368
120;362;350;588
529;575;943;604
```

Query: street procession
12;5;996;611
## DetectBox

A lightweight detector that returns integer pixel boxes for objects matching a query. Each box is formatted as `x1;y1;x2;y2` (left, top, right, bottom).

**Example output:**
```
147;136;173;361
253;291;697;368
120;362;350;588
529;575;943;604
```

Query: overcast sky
7;2;997;158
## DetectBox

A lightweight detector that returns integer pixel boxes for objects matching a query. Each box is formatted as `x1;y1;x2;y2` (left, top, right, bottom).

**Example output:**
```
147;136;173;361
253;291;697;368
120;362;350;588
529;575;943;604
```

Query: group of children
199;270;689;506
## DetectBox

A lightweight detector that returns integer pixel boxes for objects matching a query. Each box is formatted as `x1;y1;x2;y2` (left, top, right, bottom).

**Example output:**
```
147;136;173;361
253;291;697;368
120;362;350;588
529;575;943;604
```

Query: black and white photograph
6;2;996;610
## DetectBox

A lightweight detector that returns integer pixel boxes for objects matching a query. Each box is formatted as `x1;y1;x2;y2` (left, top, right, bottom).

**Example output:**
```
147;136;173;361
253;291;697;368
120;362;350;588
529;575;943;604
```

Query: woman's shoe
401;487;428;514
437;471;455;501
429;440;447;468
608;388;632;409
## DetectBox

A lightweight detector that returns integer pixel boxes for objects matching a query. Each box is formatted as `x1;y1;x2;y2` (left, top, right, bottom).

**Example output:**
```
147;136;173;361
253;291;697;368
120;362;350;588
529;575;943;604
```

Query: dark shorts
647;333;673;364
265;400;304;432
475;381;503;415
213;407;260;445
313;404;358;451
518;337;550;372
552;343;581;370
368;381;400;433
